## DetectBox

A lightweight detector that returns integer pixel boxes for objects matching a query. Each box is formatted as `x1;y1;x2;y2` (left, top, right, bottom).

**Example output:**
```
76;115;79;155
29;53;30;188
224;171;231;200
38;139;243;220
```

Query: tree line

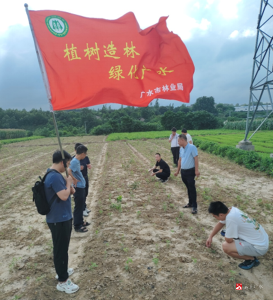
0;96;261;137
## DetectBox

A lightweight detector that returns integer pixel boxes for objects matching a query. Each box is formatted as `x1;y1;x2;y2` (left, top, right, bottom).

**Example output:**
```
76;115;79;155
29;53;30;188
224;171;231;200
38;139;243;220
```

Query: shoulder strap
42;169;60;183
43;169;61;208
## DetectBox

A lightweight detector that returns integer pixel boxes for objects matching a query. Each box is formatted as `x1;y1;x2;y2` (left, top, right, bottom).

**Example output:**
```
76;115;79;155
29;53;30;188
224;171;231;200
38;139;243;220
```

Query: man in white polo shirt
181;128;193;144
169;127;180;167
174;134;200;214
206;201;269;270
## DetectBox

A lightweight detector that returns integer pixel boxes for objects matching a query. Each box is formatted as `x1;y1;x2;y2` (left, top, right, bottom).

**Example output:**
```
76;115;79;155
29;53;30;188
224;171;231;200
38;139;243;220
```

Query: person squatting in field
44;150;79;294
73;143;91;217
148;153;171;183
169;127;180;167
68;144;90;233
206;201;269;270
174;134;200;214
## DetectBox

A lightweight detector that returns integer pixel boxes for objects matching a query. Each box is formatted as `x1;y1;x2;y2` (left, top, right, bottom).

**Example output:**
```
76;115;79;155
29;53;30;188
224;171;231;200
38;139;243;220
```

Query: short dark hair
182;128;187;133
76;145;88;154
53;150;71;164
155;153;161;156
208;201;228;215
171;127;176;132
178;134;187;141
74;143;83;150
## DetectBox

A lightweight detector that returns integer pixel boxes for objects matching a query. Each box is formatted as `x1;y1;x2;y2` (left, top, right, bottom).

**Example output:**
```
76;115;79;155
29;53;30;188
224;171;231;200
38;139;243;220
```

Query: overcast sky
0;0;260;111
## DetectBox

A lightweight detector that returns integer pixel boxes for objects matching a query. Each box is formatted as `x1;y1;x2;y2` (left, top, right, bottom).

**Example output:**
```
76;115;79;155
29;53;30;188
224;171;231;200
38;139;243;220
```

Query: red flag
28;10;194;110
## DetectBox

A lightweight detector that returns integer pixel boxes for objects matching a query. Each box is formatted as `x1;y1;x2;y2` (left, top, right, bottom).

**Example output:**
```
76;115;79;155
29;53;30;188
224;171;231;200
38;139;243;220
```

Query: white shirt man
169;128;180;166
181;128;193;144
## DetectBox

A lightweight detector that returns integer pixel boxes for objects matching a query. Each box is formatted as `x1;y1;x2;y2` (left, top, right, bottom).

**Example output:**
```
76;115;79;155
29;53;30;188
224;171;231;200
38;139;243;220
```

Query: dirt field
0;136;272;300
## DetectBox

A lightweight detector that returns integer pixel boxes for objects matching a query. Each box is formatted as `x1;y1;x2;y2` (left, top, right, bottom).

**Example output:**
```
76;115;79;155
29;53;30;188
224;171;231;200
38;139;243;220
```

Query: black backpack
32;169;59;215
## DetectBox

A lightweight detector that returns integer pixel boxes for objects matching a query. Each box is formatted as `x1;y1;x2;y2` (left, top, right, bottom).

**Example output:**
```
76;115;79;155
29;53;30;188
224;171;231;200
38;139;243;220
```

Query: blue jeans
73;187;85;230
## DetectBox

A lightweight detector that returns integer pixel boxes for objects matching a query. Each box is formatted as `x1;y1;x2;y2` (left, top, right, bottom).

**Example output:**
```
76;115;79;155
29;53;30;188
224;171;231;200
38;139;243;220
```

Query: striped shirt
180;143;198;170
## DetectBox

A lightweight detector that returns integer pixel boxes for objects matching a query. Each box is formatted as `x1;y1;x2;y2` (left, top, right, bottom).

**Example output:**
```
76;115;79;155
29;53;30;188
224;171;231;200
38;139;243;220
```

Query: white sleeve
219;220;226;224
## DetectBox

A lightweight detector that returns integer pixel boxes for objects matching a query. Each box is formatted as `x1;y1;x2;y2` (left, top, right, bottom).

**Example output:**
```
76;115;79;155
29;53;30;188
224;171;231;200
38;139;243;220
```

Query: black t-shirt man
156;159;170;176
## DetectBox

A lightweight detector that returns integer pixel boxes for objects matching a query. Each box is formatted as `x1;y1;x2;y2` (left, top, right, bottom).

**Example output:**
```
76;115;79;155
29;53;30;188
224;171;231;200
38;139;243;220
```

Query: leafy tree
192;96;218;115
161;111;176;130
183;111;221;130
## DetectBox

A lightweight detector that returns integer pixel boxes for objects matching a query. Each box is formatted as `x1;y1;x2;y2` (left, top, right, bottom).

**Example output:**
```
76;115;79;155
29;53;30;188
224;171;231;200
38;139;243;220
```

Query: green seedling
166;240;171;247
179;212;184;219
169;203;174;208
116;195;122;203
176;217;180;224
110;203;122;211
163;203;167;212
9;257;22;272
229;270;237;282
125;258;133;272
123;248;128;252
130;181;139;190
153;257;159;265
137;211;141;218
89;262;98;271
192;258;197;263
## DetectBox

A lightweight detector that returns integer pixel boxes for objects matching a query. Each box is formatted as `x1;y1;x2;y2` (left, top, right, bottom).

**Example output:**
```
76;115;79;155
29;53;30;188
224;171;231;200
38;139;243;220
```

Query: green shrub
0;129;27;140
194;137;272;176
259;158;273;175
243;151;261;170
0;136;44;145
91;124;113;135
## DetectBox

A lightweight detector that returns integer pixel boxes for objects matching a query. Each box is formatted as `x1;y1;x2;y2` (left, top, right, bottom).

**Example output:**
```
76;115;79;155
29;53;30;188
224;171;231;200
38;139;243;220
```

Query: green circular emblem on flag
45;15;69;37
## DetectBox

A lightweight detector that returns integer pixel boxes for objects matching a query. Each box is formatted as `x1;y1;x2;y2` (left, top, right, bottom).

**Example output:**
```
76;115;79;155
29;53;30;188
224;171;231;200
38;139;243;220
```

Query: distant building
234;104;272;112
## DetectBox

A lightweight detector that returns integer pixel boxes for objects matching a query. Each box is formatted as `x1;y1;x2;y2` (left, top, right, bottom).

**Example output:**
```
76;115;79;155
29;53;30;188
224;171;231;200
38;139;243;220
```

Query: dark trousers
171;147;180;165
153;169;170;180
83;176;89;211
47;219;72;282
73;187;85;230
181;167;197;209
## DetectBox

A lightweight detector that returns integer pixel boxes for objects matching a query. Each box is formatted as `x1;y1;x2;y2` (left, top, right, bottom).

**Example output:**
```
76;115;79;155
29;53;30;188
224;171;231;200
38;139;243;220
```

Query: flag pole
24;3;68;176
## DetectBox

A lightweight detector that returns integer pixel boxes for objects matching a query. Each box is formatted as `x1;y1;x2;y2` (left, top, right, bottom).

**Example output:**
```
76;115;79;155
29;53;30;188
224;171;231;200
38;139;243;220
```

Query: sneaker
83;210;89;217
85;208;91;213
238;257;260;270
57;278;79;294
55;268;74;279
161;178;169;183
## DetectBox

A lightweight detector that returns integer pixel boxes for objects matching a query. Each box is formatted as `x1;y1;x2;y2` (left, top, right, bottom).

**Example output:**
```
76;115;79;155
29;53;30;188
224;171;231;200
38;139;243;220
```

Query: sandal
183;204;192;208
192;208;198;214
75;227;88;233
83;221;91;227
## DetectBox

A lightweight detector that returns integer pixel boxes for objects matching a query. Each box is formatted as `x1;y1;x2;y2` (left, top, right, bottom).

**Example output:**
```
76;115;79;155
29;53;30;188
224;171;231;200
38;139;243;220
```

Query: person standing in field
181;128;193;144
174;134;200;214
73;143;91;217
69;145;90;233
44;150;79;294
206;201;269;270
169;127;180;167
148;153;171;183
